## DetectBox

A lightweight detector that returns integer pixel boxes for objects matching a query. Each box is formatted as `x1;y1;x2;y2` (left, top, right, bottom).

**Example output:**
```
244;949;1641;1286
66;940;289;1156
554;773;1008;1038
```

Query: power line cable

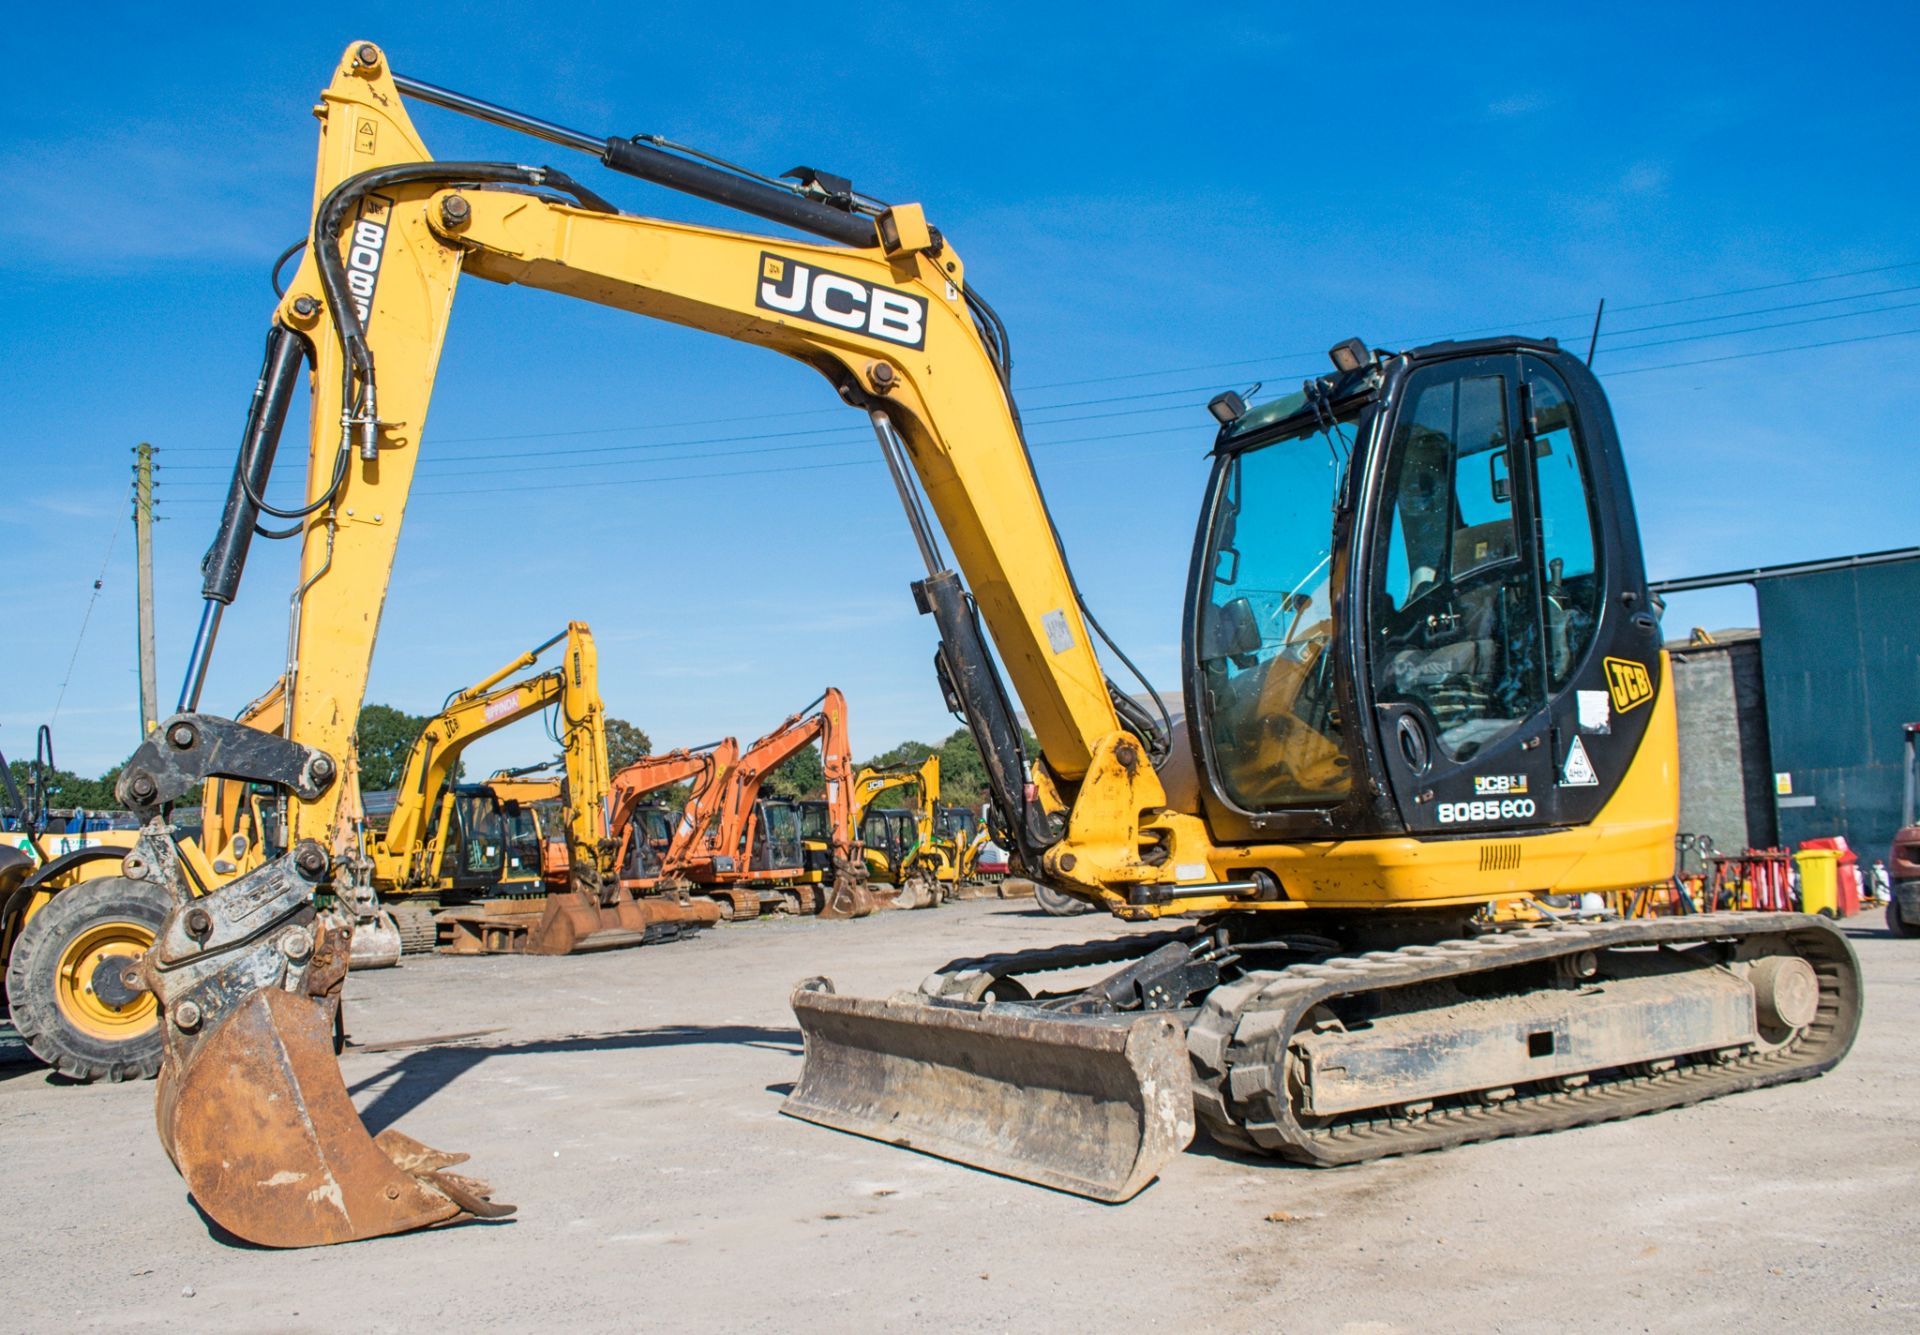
51;509;128;726
156;312;1920;505
162;288;1920;483
159;258;1920;454
152;267;1920;502
1600;282;1920;337
1603;299;1920;353
1605;324;1920;376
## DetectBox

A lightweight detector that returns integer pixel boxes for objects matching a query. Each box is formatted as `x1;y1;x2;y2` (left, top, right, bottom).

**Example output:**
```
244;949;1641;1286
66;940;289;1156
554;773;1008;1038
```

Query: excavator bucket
524;887;720;954
136;846;512;1249
156;987;512;1247
783;981;1194;1202
345;906;403;970
818;876;877;920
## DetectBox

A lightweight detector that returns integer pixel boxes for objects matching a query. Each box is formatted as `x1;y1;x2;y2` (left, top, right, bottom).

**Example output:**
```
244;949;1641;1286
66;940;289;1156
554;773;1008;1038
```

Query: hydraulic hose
311;161;616;459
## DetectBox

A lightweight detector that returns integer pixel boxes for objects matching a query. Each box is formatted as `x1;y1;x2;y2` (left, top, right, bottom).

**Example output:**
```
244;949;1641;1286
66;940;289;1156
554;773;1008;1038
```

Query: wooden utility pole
134;442;159;738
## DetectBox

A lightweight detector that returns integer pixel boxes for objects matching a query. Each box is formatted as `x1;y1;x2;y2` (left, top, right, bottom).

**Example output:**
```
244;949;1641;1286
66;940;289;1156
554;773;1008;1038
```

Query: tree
355;704;432;792
4;752;183;816
5;758;110;813
603;717;654;775
763;745;825;800
937;727;991;810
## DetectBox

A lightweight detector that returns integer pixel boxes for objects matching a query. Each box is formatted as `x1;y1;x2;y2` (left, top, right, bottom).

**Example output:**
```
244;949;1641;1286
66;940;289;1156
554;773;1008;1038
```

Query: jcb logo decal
756;252;927;349
1603;657;1654;713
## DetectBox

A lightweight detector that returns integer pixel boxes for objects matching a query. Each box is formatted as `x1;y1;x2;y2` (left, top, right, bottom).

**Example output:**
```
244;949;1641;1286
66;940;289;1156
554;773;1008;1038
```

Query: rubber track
1185;912;1861;1165
389;902;441;955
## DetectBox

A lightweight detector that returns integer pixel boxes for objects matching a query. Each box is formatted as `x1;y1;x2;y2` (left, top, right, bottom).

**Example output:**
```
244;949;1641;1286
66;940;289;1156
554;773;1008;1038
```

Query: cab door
1366;355;1556;833
1517;354;1660;828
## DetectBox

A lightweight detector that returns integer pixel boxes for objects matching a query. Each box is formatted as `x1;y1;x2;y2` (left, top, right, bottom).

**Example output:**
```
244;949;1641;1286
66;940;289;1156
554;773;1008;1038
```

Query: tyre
1889;898;1916;938
6;875;168;1082
1034;882;1093;916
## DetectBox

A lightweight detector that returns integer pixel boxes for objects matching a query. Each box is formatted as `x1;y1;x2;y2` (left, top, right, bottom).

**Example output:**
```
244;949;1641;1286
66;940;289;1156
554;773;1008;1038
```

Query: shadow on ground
346;1023;803;1132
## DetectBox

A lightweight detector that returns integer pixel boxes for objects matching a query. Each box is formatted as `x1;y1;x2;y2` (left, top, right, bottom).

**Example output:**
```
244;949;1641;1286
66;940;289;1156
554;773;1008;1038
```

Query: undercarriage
785;909;1861;1198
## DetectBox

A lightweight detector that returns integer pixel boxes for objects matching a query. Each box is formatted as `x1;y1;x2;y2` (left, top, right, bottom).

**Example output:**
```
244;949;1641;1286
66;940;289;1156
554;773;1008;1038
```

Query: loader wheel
1889;899;1915;938
1034;882;1093;917
6;875;167;1082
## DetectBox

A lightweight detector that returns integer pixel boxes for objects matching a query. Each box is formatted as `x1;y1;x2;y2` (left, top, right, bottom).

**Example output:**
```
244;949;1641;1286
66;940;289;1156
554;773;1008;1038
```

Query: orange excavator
668;690;872;919
607;740;738;892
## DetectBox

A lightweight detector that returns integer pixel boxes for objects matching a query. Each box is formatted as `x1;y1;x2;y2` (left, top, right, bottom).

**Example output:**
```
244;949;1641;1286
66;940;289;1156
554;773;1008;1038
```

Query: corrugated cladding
1756;558;1920;857
1670;634;1775;854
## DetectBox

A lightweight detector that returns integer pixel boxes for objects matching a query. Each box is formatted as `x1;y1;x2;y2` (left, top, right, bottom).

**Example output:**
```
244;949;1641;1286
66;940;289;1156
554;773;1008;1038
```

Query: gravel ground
1;900;1912;1334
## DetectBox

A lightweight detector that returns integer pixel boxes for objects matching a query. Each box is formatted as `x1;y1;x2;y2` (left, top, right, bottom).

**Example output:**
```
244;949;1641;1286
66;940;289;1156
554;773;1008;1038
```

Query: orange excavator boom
669;690;870;917
606;740;738;885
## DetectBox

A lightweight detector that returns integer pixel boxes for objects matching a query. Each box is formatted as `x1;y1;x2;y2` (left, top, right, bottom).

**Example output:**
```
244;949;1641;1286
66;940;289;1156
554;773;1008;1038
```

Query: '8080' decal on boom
755;252;928;349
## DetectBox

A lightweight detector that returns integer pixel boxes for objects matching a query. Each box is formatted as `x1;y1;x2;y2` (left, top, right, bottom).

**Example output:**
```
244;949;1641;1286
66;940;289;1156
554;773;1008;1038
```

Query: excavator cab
495;798;545;891
795;799;834;877
1187;338;1660;847
859;807;919;883
425;786;538;897
619;805;677;882
748;800;804;875
934;805;978;848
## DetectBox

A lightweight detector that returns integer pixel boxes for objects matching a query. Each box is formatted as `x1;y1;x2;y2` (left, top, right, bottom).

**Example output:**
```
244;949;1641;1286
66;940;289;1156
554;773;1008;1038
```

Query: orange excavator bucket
525;882;721;953
138;841;512;1247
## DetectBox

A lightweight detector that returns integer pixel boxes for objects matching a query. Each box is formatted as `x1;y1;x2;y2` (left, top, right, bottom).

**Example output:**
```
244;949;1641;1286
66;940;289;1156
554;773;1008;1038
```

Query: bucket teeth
372;1128;470;1174
157;988;513;1247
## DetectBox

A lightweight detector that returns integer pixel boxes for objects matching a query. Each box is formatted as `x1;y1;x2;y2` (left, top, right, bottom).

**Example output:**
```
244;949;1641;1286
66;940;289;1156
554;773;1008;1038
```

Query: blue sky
5;3;1916;777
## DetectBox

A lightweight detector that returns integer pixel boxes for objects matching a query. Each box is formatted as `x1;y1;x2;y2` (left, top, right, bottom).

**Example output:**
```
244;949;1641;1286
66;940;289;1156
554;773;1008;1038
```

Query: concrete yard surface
1;900;1913;1333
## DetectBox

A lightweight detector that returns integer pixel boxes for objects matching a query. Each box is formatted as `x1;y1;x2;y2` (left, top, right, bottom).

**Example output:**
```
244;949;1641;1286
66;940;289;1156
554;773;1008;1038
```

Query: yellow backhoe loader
116;44;1860;1246
2;691;290;1081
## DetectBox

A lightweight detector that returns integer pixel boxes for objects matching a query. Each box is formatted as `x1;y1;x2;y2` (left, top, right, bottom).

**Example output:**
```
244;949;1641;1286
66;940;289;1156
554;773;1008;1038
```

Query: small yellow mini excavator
116;44;1860;1247
850;758;944;908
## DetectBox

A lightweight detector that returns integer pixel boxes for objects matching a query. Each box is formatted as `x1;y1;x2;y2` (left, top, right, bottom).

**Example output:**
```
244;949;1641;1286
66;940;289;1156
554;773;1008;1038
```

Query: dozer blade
156;988;512;1247
783;981;1194;1202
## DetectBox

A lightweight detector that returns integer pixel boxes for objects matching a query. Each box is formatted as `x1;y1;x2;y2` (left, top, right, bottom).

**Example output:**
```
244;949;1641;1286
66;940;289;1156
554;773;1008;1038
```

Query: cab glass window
1195;424;1353;809
458;795;504;875
1528;367;1602;689
1371;367;1544;761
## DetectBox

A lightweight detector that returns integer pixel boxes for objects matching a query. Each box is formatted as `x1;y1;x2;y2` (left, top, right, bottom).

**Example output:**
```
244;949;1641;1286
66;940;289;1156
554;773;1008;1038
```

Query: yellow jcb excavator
850;757;945;909
355;620;699;954
117;44;1860;1247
